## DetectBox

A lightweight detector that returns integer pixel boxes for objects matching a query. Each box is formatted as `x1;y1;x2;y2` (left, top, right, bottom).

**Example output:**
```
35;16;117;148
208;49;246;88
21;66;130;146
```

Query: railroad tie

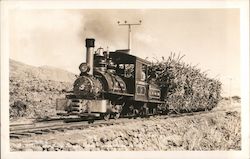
11;133;32;137
10;134;22;139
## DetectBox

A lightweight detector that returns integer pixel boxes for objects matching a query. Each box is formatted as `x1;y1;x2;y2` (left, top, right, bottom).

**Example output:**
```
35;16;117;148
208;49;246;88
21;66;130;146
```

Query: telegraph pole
229;77;232;104
117;20;142;53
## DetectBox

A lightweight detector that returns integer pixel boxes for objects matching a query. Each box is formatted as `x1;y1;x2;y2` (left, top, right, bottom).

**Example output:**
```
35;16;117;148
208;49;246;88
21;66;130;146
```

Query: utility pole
117;20;142;53
229;77;232;104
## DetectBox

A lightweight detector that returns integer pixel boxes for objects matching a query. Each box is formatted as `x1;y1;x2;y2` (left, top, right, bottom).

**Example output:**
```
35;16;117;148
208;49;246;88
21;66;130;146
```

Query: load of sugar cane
148;53;222;113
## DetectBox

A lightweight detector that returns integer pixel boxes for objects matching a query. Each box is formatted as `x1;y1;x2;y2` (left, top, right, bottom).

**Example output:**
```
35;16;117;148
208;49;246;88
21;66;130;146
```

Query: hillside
9;59;76;82
9;59;76;120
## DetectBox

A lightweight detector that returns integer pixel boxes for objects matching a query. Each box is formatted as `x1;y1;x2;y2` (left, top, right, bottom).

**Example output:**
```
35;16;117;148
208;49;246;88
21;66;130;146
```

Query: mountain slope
9;59;76;120
9;59;76;82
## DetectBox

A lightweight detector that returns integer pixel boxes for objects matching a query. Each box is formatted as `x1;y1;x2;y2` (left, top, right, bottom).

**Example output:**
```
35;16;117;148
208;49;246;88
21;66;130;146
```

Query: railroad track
10;107;238;139
10;118;125;139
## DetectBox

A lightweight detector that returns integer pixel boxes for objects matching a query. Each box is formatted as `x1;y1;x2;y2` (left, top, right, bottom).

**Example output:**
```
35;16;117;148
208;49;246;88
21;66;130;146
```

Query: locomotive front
56;39;127;118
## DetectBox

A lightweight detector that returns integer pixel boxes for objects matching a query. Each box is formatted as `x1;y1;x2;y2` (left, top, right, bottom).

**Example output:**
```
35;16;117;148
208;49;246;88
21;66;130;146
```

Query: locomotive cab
109;51;162;102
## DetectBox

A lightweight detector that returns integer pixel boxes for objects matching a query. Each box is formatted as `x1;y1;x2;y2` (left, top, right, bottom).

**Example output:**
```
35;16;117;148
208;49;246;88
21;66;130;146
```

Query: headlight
79;63;90;73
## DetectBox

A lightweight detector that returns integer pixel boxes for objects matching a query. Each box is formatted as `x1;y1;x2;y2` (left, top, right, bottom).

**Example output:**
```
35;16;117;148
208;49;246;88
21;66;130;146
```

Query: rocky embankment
10;106;240;151
9;59;75;120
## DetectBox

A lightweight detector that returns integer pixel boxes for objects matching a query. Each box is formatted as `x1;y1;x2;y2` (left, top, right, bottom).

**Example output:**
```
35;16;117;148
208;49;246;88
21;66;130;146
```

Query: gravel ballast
10;108;241;151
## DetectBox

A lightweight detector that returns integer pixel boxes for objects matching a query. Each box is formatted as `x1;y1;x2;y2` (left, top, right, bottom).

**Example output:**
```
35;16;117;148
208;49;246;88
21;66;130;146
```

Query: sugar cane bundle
149;53;222;113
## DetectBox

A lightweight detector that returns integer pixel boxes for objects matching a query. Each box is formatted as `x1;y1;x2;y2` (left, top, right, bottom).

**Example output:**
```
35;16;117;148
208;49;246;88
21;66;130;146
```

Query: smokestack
85;38;95;75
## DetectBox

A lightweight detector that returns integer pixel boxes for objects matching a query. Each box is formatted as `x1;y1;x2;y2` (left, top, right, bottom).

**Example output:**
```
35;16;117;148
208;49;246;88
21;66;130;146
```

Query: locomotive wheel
114;113;121;120
152;108;157;115
133;109;139;119
140;103;149;117
113;104;123;120
103;113;110;121
142;107;149;118
88;119;95;124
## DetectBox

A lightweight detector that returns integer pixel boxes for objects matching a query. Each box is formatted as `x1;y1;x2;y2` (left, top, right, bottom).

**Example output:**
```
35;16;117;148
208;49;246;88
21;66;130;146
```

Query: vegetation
149;53;222;113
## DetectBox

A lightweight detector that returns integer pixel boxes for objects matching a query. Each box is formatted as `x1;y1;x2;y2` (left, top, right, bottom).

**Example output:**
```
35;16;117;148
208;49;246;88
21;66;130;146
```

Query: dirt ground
10;99;241;151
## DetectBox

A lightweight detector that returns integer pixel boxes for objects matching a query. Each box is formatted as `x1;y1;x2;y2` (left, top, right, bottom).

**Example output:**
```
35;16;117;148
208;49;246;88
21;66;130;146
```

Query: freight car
56;38;165;120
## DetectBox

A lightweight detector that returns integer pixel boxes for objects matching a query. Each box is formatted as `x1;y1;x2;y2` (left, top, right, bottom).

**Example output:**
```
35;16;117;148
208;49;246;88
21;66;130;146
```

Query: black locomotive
56;38;165;120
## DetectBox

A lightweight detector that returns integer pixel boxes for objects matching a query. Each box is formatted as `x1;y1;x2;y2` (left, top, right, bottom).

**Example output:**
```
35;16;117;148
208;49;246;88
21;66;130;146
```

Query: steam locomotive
56;38;165;120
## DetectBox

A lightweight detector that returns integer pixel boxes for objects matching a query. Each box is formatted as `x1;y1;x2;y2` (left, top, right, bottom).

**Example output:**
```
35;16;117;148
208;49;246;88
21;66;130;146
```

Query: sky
9;9;240;96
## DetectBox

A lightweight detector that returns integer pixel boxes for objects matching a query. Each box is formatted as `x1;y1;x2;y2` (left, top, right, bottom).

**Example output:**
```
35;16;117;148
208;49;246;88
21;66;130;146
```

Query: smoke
78;11;123;50
83;14;117;40
78;10;148;52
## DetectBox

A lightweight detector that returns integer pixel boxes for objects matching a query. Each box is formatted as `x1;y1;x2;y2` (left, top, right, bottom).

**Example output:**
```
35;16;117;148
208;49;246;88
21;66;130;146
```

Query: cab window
136;63;147;82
